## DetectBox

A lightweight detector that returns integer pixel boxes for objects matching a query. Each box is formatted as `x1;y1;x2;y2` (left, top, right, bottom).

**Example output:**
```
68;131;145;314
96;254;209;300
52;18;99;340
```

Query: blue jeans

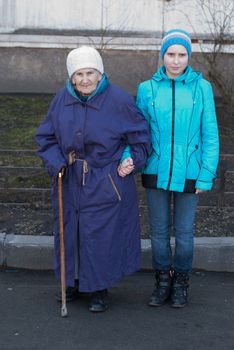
146;189;199;272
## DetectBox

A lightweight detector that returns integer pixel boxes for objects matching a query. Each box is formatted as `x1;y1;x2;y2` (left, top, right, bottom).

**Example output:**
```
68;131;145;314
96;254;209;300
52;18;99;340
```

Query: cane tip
61;305;68;318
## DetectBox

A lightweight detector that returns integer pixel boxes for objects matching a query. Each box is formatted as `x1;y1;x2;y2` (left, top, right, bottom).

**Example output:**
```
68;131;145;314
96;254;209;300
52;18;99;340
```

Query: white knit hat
66;46;104;77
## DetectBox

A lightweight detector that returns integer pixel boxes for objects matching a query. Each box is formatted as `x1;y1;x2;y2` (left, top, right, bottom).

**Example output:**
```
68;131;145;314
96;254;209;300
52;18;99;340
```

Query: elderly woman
35;46;149;312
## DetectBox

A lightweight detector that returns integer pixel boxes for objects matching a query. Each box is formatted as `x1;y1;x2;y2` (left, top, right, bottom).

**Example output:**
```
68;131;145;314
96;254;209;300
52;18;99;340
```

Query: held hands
117;157;135;177
59;167;65;176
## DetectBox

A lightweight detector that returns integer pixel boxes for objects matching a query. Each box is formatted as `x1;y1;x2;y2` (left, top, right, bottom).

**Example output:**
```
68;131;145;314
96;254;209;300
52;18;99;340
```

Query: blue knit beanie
160;29;192;59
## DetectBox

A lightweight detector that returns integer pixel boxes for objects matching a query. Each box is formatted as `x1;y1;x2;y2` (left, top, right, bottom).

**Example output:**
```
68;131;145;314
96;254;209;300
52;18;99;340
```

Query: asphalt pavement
0;268;234;350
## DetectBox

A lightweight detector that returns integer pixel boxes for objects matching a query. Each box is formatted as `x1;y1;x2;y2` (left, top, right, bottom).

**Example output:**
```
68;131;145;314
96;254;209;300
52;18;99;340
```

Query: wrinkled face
163;44;189;79
72;68;102;96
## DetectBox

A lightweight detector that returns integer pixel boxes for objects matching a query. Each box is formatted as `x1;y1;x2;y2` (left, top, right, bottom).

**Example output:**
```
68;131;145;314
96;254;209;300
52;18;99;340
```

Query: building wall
0;47;159;94
0;0;162;33
1;0;233;35
0;0;233;94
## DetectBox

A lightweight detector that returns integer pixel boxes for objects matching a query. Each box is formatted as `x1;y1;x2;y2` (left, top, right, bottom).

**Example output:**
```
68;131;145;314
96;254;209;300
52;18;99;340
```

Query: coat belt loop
82;160;88;186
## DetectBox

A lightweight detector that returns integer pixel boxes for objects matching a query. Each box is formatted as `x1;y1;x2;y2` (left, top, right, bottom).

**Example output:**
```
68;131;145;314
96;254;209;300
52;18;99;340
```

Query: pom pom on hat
160;29;192;59
66;46;104;78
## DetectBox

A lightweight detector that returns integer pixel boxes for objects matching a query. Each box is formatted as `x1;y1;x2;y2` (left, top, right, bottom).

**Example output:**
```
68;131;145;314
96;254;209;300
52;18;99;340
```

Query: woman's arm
35;98;67;177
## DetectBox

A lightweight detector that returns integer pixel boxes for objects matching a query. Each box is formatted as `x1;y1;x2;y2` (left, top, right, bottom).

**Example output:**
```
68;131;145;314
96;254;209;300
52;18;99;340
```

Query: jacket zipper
108;174;121;201
167;79;175;190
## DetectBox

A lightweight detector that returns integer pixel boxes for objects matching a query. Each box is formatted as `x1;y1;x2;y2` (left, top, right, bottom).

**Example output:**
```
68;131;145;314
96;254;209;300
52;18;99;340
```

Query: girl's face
163;44;189;79
72;68;102;96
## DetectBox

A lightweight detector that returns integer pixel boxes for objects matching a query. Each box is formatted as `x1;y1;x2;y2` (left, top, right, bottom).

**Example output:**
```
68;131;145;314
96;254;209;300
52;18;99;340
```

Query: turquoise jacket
136;65;219;192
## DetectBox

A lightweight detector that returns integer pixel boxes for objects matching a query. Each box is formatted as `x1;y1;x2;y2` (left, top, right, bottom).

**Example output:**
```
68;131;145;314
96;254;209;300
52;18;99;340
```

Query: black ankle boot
89;289;109;312
171;271;189;308
55;286;79;302
148;270;172;307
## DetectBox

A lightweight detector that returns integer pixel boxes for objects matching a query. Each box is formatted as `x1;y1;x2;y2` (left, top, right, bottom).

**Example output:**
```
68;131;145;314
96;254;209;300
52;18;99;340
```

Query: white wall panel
0;0;233;36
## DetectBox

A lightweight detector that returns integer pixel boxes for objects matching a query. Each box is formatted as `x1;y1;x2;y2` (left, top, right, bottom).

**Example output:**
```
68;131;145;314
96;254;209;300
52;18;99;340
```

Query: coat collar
64;74;110;110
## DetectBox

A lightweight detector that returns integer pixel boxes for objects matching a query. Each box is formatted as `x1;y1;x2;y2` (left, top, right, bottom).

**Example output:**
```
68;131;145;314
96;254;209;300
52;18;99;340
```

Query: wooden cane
58;171;68;317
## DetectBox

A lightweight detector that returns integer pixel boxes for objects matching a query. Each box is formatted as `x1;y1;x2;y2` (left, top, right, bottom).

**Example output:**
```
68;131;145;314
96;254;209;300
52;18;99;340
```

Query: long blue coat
35;78;150;292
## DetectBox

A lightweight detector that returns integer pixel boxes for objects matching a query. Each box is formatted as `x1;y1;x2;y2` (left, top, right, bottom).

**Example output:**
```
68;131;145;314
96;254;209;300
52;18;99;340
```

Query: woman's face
163;44;189;79
72;68;102;96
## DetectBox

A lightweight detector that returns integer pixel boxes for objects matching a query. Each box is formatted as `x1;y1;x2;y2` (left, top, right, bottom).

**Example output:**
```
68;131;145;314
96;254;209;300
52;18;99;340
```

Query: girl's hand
118;157;134;177
195;189;206;194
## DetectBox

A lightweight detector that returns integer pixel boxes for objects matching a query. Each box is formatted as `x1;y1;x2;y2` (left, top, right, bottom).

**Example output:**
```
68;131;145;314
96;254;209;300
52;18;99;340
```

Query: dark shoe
55;286;79;303
89;289;109;313
148;270;172;307
171;271;189;308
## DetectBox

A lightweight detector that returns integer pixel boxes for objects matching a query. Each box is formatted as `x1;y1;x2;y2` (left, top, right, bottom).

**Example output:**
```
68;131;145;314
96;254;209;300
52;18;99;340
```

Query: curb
0;233;234;272
141;237;234;272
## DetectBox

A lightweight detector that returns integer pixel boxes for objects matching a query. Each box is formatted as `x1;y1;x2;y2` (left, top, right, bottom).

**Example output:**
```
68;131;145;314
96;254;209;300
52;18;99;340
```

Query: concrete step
0;166;49;188
0;187;50;207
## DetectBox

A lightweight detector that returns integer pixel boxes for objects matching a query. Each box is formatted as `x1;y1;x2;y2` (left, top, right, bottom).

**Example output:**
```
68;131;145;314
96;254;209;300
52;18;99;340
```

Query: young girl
136;29;219;307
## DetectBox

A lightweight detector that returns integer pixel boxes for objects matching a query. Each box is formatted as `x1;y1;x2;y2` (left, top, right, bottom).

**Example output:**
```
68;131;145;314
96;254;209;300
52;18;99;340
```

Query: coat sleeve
35;96;67;177
196;80;219;190
120;145;131;162
136;82;152;123
121;96;150;170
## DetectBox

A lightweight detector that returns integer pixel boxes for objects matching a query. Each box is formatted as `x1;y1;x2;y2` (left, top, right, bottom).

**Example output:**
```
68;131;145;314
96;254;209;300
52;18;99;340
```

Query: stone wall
1;46;233;96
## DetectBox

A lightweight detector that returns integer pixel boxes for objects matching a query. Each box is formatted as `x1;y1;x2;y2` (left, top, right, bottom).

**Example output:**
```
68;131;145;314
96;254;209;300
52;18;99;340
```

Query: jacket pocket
108;174;121;201
195;152;201;169
187;142;200;165
186;144;201;178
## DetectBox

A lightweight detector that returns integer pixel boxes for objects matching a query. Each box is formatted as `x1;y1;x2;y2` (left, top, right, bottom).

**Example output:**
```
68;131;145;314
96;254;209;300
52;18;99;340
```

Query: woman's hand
118;157;135;177
68;150;76;165
58;167;66;176
195;189;206;194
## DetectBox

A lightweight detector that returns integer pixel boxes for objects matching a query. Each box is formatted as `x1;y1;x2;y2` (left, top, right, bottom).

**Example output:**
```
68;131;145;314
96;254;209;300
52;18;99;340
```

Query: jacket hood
152;65;202;84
